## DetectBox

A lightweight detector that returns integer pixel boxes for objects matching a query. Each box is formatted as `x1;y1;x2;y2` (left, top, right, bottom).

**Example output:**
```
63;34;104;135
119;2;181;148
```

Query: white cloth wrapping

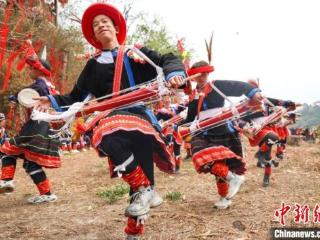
31;95;92;136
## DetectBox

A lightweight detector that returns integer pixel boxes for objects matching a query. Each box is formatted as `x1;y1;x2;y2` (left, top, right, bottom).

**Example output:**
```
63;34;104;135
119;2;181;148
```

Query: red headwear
187;65;214;76
26;57;51;77
81;3;127;49
24;40;51;77
187;34;215;77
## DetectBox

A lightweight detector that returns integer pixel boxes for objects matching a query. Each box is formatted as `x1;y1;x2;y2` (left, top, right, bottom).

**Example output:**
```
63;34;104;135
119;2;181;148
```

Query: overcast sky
76;0;319;104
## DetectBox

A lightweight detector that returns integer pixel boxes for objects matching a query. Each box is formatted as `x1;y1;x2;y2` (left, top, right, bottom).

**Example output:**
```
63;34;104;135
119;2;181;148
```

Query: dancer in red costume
0;58;59;203
183;61;263;209
246;78;298;187
34;3;186;239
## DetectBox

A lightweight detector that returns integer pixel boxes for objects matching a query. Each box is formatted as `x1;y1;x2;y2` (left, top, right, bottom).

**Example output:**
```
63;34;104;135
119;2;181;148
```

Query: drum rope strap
112;45;125;97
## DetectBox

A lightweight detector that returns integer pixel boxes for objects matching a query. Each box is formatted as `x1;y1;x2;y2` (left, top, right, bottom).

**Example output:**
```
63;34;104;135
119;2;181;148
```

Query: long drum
76;84;159;117
178;100;262;138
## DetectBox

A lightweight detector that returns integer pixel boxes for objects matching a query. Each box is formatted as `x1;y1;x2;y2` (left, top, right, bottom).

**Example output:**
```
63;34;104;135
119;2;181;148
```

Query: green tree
294;104;320;128
127;13;181;56
0;2;84;121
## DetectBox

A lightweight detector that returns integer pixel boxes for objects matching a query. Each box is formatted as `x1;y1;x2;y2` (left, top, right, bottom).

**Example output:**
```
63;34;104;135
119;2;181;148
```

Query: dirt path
1;142;320;240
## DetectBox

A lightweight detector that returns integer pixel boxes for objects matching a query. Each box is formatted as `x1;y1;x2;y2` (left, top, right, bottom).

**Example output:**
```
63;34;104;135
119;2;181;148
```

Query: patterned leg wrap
210;162;229;178
36;179;51;195
276;145;282;155
216;179;228;198
260;142;270;153
211;162;230;198
125;217;144;235
264;165;272;176
1;156;17;180
23;160;51;195
175;156;181;168
263;163;272;187
122;166;150;192
1;166;16;180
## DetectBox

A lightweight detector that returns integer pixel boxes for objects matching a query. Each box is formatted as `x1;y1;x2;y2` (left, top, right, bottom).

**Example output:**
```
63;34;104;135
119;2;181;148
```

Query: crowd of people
290;127;317;142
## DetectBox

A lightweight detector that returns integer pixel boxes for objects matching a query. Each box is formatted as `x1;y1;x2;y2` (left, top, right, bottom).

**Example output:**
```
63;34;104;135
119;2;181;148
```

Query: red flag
0;0;14;67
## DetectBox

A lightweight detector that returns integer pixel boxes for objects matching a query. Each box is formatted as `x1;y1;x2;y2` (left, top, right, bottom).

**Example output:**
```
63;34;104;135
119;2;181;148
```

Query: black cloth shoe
263;174;270;187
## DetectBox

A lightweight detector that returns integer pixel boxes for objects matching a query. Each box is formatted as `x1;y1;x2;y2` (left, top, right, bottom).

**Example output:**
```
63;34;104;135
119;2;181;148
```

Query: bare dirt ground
1;140;320;240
